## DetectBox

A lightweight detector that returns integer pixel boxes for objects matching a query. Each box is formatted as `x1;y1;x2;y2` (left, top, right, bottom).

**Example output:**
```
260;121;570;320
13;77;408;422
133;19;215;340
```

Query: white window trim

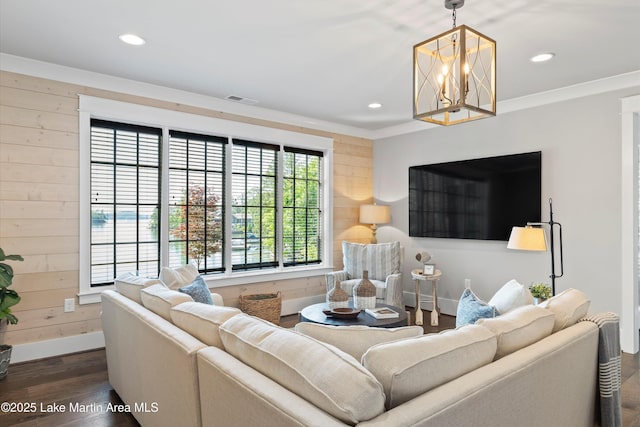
78;95;334;304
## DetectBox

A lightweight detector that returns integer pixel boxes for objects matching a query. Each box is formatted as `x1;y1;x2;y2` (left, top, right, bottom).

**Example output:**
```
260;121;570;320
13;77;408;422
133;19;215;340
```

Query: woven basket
239;292;282;325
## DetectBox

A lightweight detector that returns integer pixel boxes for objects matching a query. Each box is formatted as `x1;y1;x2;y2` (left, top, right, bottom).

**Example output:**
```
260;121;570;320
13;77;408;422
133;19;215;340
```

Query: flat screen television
409;151;541;241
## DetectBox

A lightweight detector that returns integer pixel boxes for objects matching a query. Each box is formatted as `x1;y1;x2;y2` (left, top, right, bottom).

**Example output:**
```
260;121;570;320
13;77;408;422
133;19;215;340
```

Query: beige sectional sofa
101;279;615;427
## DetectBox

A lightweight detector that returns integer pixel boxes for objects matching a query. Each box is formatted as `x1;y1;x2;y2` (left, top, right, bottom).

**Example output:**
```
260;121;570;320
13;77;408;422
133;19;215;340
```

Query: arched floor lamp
507;198;563;295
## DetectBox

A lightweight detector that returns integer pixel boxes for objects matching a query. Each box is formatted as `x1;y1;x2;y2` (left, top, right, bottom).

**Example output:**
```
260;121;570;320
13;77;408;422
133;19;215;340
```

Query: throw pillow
539;288;591;333
294;323;424;361
159;264;199;290
179;276;213;305
456;288;498;327
488;279;533;314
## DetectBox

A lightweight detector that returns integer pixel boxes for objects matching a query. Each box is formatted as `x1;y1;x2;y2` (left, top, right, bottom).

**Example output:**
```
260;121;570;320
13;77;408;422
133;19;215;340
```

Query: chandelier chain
452;7;457;28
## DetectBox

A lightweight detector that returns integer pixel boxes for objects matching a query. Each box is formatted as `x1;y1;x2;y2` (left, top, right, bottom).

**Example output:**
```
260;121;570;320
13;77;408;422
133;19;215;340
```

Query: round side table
411;269;442;326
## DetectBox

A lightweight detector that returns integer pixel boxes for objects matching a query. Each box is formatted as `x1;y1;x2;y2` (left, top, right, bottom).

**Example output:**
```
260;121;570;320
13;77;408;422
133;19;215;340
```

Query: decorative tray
322;307;361;319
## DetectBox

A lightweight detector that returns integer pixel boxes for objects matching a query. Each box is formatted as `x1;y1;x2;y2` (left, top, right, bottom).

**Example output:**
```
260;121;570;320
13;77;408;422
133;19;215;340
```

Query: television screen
409;152;541;240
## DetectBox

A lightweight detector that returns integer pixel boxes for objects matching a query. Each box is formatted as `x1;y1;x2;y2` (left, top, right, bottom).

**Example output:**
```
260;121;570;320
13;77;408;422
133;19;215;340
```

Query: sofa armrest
383;273;403;308
210;292;224;306
325;270;349;293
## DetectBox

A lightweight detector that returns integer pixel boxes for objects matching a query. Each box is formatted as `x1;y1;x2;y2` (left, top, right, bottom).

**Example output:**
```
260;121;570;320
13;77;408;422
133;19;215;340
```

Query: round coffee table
299;303;408;328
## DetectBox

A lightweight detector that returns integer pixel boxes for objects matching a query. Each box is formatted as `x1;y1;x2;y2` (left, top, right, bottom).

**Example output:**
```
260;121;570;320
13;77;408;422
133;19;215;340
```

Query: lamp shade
359;204;390;225
507;226;547;251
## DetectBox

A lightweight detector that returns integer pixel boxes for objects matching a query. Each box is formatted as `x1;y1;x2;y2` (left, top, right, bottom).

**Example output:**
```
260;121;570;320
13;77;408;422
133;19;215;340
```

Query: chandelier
413;0;496;126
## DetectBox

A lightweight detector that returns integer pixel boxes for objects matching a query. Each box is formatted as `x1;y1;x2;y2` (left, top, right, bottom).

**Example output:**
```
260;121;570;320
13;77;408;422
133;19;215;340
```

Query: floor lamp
507;198;563;295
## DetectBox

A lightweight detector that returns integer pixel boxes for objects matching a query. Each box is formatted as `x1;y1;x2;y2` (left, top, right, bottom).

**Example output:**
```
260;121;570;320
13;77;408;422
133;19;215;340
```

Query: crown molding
0;53;374;139
2;53;638;141
372;70;640;140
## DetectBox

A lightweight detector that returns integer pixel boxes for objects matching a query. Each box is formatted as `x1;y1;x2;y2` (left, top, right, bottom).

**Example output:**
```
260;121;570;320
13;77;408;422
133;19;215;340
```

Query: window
79;95;333;303
168;131;226;273
231;140;278;270
283;147;323;266
89;120;161;286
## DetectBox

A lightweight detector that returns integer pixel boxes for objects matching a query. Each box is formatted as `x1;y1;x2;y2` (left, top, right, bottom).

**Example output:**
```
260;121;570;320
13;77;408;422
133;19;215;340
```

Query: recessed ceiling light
530;52;555;63
368;102;382;109
119;34;146;46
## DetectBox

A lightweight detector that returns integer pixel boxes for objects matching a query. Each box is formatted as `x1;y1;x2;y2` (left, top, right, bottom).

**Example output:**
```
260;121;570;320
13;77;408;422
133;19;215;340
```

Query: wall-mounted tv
409;152;541;241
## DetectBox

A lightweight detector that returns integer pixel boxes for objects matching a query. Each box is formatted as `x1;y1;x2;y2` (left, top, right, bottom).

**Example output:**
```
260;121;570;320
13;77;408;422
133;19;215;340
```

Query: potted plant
529;283;552;305
0;247;23;379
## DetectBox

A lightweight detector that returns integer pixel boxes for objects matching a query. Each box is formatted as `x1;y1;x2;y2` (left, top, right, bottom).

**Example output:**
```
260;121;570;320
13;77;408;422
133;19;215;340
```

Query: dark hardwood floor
0;312;638;426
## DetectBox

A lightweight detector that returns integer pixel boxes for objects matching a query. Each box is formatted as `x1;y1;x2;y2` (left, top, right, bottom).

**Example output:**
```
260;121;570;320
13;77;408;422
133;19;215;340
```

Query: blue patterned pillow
456;288;498;327
179;276;213;305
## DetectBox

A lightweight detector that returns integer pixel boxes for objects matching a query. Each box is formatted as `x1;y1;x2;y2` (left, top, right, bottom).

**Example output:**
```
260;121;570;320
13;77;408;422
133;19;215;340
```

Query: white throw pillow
476;304;555;359
171;302;242;348
114;272;163;304
159;264;199;290
140;284;193;321
294;323;424;361
488;279;533;315
539;288;590;333
220;314;385;424
362;324;497;409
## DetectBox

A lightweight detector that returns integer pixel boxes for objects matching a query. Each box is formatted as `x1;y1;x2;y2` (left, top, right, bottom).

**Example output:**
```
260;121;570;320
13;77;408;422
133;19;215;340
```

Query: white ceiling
1;0;639;132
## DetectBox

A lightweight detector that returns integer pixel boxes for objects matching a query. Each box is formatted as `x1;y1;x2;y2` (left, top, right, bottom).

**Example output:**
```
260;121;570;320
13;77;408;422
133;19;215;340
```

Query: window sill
203;265;334;288
79;266;335;304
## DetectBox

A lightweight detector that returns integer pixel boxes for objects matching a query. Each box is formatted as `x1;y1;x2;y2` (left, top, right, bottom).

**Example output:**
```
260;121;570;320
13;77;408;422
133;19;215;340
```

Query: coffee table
299;302;408;328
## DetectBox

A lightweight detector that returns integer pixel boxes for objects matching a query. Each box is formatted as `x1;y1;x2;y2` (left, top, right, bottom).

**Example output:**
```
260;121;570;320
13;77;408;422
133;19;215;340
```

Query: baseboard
403;291;458;317
10;331;105;364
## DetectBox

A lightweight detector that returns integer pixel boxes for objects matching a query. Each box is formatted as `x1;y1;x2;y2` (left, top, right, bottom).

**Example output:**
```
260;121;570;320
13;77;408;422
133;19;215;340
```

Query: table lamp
360;204;390;244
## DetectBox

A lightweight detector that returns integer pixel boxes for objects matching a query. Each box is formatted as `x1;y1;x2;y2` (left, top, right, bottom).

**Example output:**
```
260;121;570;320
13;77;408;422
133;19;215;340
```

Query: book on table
365;307;399;319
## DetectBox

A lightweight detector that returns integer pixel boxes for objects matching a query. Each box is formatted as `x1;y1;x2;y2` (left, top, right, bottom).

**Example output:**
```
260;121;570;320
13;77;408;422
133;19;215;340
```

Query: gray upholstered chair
325;241;403;308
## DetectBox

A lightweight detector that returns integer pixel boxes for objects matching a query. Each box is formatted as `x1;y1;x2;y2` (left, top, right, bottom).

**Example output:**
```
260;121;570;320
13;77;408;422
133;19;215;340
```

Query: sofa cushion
342;241;366;279
365;241;401;281
488;279;533;314
114;272;163;304
456;288;498;327
219;314;385;424
294;323;424;361
539;288;591;333
179;276;213;305
159;264;199;290
140;284;193;321
362;324;497;409
170;302;242;348
476;304;555;359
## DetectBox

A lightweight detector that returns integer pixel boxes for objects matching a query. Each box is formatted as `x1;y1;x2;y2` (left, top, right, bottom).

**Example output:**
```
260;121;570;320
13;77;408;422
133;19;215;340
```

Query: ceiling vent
225;95;259;105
